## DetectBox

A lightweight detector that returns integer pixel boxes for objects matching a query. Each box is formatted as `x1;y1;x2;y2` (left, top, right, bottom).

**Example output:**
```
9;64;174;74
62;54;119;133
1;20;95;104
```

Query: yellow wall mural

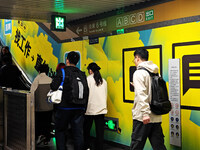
1;20;58;81
1;19;200;149
173;42;200;150
123;46;162;102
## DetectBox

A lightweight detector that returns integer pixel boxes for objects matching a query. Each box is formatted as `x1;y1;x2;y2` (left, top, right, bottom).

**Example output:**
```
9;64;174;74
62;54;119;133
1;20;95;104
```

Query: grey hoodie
132;61;162;123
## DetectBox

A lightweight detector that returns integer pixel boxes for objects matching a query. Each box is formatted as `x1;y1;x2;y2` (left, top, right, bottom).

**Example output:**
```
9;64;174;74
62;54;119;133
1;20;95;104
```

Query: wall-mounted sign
117;28;124;34
4;20;12;35
104;117;119;132
89;37;99;44
145;9;154;21
169;59;181;147
68;8;154;36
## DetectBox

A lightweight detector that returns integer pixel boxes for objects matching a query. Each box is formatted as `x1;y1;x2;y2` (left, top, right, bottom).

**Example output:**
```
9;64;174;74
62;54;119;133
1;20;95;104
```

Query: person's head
56;63;66;72
133;48;149;67
1;46;10;55
2;54;12;65
38;64;49;75
87;62;103;86
66;51;80;66
87;62;101;75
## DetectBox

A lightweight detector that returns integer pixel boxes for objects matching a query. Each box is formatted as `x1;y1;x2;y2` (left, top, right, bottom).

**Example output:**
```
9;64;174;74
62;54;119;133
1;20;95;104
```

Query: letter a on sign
116;17;123;27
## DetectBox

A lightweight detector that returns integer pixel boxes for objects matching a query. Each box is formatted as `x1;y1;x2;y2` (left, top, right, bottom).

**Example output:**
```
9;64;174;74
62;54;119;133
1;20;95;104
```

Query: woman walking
84;62;107;150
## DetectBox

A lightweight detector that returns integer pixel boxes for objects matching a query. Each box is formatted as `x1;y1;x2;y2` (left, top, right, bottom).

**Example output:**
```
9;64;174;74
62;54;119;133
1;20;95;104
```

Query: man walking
50;51;89;150
130;48;166;150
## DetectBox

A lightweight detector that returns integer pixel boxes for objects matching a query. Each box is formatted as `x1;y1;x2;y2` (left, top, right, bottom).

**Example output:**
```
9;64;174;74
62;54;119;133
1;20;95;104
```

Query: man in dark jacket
50;51;88;150
0;55;21;89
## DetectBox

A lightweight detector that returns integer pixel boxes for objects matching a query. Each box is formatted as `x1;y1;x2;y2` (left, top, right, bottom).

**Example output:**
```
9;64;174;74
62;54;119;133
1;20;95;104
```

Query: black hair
67;51;80;65
38;64;49;75
1;46;11;57
2;46;9;51
2;54;12;65
134;48;149;61
87;62;103;86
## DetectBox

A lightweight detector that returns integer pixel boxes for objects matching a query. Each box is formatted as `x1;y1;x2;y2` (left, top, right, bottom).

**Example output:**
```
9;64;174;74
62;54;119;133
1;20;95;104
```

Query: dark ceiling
0;0;154;23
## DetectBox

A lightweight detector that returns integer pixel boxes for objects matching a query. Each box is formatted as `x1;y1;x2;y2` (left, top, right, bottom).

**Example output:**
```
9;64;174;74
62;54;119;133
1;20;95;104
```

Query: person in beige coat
84;62;107;150
30;64;53;145
130;48;166;150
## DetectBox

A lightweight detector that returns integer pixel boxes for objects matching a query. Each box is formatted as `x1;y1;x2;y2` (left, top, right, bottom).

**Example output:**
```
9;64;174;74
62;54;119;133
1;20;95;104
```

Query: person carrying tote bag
47;68;65;104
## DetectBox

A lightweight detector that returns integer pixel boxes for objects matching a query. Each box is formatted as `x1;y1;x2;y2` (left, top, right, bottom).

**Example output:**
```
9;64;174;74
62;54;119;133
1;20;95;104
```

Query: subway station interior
0;0;200;149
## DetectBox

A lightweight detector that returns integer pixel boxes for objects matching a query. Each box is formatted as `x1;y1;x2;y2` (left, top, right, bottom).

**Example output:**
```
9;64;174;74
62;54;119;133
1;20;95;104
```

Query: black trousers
84;114;105;150
130;120;167;150
35;111;53;141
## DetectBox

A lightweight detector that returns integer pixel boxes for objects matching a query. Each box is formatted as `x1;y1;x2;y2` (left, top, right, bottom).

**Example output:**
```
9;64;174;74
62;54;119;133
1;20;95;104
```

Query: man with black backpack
130;48;167;150
50;51;89;150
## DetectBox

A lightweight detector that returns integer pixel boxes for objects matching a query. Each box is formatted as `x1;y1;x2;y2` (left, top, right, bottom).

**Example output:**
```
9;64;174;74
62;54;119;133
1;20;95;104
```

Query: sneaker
36;135;46;145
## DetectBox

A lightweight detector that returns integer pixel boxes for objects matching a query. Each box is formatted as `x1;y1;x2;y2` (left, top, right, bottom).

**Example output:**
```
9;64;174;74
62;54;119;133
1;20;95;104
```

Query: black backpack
139;68;171;115
66;69;89;105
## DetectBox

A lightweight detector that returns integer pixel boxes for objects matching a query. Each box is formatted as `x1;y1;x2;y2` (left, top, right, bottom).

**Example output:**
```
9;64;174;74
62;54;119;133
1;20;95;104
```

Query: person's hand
130;82;134;87
143;116;150;124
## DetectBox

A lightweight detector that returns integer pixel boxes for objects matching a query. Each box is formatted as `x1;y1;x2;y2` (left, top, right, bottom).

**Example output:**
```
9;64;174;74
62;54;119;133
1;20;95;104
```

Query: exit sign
145;9;154;21
55;17;65;29
117;28;124;34
104;117;119;132
51;15;66;31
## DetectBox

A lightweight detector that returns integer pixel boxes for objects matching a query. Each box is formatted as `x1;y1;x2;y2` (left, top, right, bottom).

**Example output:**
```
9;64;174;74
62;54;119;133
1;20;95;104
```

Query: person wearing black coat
0;55;21;89
50;51;88;150
0;46;12;68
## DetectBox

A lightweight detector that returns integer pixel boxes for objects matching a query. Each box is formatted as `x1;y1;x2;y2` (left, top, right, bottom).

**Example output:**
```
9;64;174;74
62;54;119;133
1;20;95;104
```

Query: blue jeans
55;108;85;150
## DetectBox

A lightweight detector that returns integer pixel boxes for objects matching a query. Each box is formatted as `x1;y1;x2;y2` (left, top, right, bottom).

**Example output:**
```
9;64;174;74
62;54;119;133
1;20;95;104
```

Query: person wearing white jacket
84;62;107;150
130;48;166;150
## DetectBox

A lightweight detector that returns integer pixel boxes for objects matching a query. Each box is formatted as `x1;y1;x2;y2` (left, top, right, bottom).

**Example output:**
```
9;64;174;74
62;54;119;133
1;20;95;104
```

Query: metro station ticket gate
3;89;35;150
0;88;3;149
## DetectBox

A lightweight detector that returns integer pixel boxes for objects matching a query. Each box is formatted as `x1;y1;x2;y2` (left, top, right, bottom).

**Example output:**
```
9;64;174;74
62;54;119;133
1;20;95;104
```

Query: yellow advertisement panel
123;46;162;103
173;42;200;107
173;42;200;150
2;18;200;149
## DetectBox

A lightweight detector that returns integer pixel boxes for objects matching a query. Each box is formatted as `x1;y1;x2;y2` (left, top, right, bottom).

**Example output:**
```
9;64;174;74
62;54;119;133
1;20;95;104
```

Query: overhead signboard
68;8;155;36
68;1;200;37
116;28;124;34
51;15;66;31
145;9;154;21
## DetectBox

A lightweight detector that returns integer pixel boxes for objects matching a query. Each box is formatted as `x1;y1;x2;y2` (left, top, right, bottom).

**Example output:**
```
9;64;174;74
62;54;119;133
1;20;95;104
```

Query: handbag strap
60;68;65;86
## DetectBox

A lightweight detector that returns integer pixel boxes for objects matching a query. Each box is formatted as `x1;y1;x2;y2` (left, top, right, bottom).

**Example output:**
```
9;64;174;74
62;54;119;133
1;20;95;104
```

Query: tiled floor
0;144;3;150
36;137;129;150
0;138;129;150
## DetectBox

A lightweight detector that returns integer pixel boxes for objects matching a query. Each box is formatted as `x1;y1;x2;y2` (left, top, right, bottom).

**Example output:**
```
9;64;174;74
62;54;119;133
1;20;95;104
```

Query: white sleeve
133;70;151;116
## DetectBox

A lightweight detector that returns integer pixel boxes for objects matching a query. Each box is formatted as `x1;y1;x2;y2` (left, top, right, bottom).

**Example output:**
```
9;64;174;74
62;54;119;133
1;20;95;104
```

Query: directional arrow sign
76;27;82;34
